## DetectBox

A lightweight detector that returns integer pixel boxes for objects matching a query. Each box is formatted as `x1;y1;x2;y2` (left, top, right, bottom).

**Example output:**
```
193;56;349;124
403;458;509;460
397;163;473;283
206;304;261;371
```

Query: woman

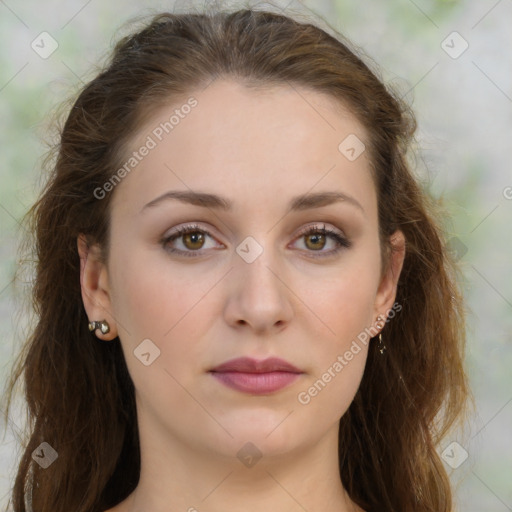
3;6;470;512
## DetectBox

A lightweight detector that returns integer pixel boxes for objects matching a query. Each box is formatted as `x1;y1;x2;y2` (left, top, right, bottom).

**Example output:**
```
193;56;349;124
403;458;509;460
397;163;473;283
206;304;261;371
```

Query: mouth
209;357;304;395
210;371;302;394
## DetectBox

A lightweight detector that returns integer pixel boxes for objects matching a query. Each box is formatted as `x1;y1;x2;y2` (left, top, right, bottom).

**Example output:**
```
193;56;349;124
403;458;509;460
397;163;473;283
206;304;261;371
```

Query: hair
2;5;471;512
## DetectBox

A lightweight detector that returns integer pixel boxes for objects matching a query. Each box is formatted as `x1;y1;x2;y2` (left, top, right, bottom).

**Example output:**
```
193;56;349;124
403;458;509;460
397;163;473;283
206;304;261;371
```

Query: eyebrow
141;190;364;214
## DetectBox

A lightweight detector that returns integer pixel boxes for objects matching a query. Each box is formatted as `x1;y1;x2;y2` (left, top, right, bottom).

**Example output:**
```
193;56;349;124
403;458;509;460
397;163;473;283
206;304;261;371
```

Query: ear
373;230;406;322
77;234;118;340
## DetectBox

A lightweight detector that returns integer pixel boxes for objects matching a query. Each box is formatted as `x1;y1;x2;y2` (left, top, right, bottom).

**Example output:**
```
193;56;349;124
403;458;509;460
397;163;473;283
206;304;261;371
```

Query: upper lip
210;357;303;374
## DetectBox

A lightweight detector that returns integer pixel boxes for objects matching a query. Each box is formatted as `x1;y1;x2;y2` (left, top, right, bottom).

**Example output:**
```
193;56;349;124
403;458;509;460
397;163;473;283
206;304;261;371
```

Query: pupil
308;233;324;250
186;232;203;248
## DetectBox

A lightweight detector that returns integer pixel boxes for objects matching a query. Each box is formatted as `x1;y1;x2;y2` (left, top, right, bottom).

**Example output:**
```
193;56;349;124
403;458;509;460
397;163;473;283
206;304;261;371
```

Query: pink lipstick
209;357;303;395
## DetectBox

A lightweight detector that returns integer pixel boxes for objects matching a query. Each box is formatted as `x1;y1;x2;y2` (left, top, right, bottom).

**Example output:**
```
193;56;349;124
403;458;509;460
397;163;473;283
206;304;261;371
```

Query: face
79;78;404;464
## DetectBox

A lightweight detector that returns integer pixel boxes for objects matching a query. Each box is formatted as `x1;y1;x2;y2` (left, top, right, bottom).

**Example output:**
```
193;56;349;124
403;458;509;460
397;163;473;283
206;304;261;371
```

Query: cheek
304;276;374;380
294;273;375;424
108;253;217;420
296;343;368;420
309;260;380;347
108;245;223;381
110;244;211;337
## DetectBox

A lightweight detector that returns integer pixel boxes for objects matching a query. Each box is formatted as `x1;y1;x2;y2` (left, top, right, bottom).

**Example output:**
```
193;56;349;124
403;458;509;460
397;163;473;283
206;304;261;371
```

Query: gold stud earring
88;320;110;335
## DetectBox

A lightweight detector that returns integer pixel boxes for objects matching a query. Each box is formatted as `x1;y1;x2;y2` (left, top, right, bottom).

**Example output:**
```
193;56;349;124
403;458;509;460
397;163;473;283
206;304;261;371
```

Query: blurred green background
0;0;511;510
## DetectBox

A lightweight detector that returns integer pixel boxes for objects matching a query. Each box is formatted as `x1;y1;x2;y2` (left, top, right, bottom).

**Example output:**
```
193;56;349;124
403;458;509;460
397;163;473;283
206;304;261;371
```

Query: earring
376;315;386;355
378;332;386;354
88;320;110;335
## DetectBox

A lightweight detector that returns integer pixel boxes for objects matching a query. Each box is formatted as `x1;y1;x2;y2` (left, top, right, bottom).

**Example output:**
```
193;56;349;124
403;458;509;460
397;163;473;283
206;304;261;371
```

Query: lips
210;356;302;374
209;357;303;395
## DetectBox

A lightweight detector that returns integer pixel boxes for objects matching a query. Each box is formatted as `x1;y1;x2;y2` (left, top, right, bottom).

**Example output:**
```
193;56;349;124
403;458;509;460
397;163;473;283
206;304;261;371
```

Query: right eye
160;224;224;257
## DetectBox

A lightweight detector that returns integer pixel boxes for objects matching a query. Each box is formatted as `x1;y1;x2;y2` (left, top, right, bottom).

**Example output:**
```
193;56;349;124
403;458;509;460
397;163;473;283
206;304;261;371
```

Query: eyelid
161;223;217;243
161;222;351;258
290;223;351;257
160;223;223;257
294;222;346;240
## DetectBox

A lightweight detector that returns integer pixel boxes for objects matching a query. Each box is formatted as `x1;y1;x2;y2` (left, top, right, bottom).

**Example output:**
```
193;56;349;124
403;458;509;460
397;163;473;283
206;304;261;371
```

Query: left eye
291;224;351;257
161;223;351;258
161;224;221;257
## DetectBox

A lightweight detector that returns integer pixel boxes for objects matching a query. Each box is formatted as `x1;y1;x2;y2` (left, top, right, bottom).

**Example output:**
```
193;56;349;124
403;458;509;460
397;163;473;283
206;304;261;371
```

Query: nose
223;242;294;335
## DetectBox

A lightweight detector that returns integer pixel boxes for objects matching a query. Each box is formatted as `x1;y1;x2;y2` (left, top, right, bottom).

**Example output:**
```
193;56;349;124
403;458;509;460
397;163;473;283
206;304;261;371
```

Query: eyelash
160;223;351;259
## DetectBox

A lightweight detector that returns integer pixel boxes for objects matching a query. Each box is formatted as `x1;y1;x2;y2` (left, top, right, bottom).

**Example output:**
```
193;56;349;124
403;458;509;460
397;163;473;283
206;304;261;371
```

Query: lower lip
210;371;301;394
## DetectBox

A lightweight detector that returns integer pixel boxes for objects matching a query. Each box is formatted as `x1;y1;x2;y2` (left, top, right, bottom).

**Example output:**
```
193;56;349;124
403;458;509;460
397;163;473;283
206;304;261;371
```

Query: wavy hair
2;6;470;512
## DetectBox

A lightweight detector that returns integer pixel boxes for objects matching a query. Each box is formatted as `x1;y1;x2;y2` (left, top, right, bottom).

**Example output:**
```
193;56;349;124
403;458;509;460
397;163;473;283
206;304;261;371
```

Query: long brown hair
2;7;470;512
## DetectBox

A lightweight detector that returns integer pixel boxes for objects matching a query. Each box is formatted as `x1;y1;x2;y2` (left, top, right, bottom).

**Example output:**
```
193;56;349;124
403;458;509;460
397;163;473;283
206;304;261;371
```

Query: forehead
110;78;376;219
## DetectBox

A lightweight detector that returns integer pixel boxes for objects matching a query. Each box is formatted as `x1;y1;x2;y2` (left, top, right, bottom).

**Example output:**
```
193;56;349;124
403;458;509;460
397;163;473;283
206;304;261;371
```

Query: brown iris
305;232;326;251
182;231;205;250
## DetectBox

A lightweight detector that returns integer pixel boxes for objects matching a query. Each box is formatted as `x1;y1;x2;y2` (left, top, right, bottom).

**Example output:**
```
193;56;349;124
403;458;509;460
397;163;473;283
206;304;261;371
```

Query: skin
78;78;405;512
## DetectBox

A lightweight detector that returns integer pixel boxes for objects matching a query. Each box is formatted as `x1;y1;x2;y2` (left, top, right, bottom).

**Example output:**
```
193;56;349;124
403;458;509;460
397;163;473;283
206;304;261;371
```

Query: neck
121;418;362;512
